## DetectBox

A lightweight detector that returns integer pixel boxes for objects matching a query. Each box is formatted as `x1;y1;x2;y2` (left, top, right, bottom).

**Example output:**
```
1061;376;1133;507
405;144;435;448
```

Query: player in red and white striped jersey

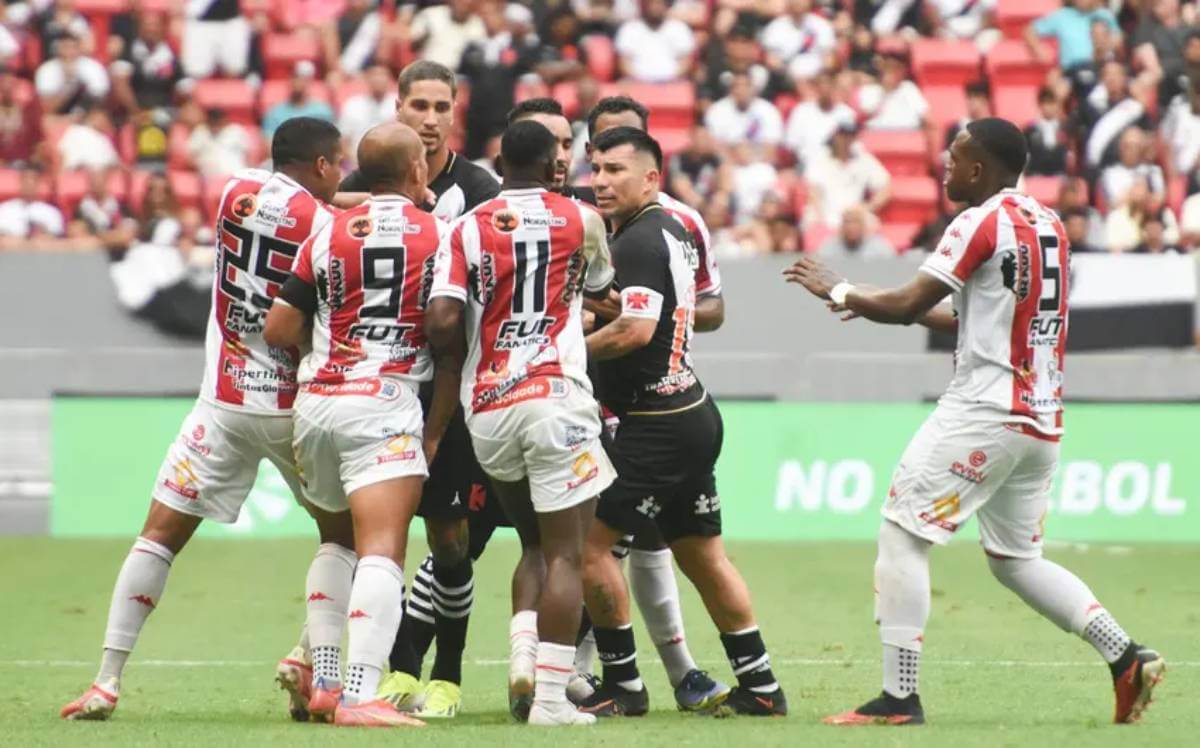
62;118;350;723
263;122;441;728
426;120;617;726
787;118;1163;727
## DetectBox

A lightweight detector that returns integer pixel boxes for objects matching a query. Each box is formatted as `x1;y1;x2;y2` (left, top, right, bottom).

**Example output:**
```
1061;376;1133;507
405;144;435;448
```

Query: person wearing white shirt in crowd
181;0;250;78
805;121;891;229
614;0;695;83
859;51;929;131
187;108;252;178
729;141;780;225
704;71;784;153
58;107;120;170
0;168;65;239
1179;191;1200;248
817;206;896;261
410;0;487;70
35;32;109;115
338;63;396;164
785;69;856;171
1100;127;1165;209
1160;82;1200;181
1104;176;1180;252
928;0;1000;51
760;0;835;82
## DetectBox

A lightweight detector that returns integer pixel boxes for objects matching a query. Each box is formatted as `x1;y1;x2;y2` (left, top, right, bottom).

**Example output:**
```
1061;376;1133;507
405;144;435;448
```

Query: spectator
1101;127;1165;210
845;24;880;80
614;0;695;83
58;106;120;170
0;167;64;240
760;0;835;83
805;121;891;229
36;0;93;55
69;168;136;248
710;191;795;259
928;0;1000;51
261;62;335;139
1084;71;1155;170
1025;86;1070;175
531;6;588;86
1133;212;1183;253
325;0;383;77
859;52;929;131
34;31;109;116
1161;77;1200;187
945;81;992;148
410;0;487;70
181;0;251;79
0;64;45;166
818;205;895;260
1057;176;1106;248
857;0;922;36
1105;176;1180;252
668;121;733;212
338;63;395;164
0;24;17;67
1061;206;1103;253
785;68;856;171
728;141;779;224
575;0;625;38
1178;189;1200;248
188;108;252;177
1132;0;1197;105
697;22;789;107
110;11;181;116
703;70;784;153
137;172;181;245
1026;0;1120;73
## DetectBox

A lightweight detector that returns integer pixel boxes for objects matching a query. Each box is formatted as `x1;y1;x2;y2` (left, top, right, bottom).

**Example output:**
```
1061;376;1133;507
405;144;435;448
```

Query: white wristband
830;281;854;306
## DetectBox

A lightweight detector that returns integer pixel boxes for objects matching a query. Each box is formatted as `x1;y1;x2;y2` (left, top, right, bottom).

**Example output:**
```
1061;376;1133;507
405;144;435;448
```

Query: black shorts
417;404;477;520
467;478;512;558
595;396;724;544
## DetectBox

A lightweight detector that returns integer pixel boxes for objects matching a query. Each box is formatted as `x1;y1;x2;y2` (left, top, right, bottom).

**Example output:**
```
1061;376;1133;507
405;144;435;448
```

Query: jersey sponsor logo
626;291;651;311
302;378;400;399
418;253;437;310
231;193;257;219
374;214;424;236
495;317;556;350
949;460;985;484
521;210;568;229
163;458;200;499
377;434;418;464
919;492;960;531
562;248;585;303
348;215;373;239
223;303;264;335
969;450;987;467
1001;245;1032;300
192;424;205;442
183;424;211;456
469;252;497;305
636;495;662;518
566;451;600;490
328;257;346;309
694;493;720;514
473;375;564;412
644;370;698;398
1028;316;1064;346
564;424;589;450
254;201;298;229
492;209;519;233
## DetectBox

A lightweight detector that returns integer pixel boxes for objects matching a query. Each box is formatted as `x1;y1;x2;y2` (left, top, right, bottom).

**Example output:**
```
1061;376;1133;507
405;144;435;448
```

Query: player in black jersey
577;127;787;718
346;61;500;719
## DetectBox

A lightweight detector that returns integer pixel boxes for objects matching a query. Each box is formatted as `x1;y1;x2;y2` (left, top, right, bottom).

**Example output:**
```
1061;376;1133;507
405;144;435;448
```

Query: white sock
98;537;175;683
510;610;538;681
534;641;575;707
988;555;1131;663
305;543;356;684
344;555;405;705
875;521;931;698
573;627;596;676
629;548;696;687
297;623;309;652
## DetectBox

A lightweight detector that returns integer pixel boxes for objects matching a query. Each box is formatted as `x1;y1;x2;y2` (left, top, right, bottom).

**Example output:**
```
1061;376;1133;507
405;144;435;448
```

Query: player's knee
140;501;202;554
427;518;470;565
986;551;1036;587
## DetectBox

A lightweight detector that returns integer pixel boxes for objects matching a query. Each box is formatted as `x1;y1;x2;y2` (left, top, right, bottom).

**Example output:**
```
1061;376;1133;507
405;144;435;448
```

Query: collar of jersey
500;187;546;196
273;171;308;195
369;193;413;204
611;201;663;239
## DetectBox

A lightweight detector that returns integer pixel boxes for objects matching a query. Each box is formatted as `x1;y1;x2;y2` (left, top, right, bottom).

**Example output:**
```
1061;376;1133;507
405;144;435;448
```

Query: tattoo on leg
589;582;617;620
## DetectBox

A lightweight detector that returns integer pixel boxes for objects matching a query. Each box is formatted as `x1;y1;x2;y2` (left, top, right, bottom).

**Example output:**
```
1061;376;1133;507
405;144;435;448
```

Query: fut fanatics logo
919;493;960;531
377;434;418;464
626;291;650;311
348;215;373;239
492;209;520;233
231;193;257;219
566;452;600;490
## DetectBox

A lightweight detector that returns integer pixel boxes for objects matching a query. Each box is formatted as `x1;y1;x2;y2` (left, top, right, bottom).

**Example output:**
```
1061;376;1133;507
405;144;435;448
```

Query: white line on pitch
3;658;1197;668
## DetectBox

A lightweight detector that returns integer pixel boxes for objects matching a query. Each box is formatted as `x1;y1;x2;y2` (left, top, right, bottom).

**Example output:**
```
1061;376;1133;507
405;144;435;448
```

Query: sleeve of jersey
289;232;318;286
581;208;615;296
613;234;666;320
428;221;469;302
919;208;999;292
693;216;721;297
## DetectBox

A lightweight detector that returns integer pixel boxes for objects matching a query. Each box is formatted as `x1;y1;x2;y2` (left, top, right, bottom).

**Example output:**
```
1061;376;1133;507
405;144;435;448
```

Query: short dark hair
591;126;662;170
398;60;457;99
501;120;557;173
965;80;990;98
965;117;1028;177
272;117;341;168
586;96;649;139
507;97;564;126
1037;86;1057;104
1060;206;1089;222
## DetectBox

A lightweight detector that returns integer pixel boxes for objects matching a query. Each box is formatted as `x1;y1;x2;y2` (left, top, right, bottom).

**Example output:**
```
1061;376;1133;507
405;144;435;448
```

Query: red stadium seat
127;169;150;216
168;170;202;211
583;34;616;82
75;0;125;64
649;126;689;157
985;39;1057;88
597;81;695;129
10;76;35;107
193;79;258;126
1022;174;1063;207
204;174;232;219
996;0;1060;40
167;123;192;171
925;85;968;141
258;79;332;117
261;33;322;79
802;223;832;253
789;179;807;220
1168;175;1187;216
992;84;1041;127
881;176;939;225
860;129;929;176
911;39;981;87
0;169;22;202
331;77;398;112
880;222;919;252
55;169;128;216
514;79;550;106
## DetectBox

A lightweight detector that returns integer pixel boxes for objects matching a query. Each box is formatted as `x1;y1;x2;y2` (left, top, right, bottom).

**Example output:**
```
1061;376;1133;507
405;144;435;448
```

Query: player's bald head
357;121;425;191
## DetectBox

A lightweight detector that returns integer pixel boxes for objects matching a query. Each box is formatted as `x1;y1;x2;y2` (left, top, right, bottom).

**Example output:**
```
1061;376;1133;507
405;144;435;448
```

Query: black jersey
599;203;704;416
561;185;596;205
339;151;500;222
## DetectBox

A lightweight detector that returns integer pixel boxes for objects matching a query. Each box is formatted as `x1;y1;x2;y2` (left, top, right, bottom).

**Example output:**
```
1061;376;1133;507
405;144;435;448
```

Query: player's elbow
424;298;464;352
263;306;301;349
694;295;725;332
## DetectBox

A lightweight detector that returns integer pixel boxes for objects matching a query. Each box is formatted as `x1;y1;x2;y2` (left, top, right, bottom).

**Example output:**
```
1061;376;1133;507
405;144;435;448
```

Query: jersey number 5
220;219;300;310
1036;233;1062;313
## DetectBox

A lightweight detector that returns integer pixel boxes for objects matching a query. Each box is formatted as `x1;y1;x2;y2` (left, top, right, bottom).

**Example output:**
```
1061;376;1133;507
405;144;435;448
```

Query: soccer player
578;127;788;718
60;118;350;721
261;121;444;728
784;118;1165;726
425;120;618;726
340;60;501;717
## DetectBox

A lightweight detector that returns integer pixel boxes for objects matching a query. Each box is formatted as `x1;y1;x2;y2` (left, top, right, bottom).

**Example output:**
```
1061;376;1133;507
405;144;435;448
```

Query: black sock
594;624;641;690
429;557;474;684
576;607;593;647
388;615;422;676
720;627;778;693
389;554;436;675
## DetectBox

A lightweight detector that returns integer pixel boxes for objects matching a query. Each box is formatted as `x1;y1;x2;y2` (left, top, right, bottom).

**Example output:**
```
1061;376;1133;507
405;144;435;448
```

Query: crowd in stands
4;0;1200;261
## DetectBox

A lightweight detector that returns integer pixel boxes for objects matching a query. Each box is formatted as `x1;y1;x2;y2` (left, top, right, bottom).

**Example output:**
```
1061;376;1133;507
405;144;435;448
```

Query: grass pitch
2;537;1196;746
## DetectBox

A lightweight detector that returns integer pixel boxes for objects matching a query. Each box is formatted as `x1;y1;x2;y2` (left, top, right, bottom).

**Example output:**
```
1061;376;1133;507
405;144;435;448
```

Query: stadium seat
331;77;397;112
261;33;322;80
992;84;1041;128
167;123;192;171
583;34;616;82
601;81;695;130
193;79;258;126
258;79;332;117
513;79;550;107
1022;174;1063;207
0;169;21;202
881;175;939;225
860;130;929;176
168;170;202;211
75;0;124;64
925;85;969;142
55;169;128;216
985;39;1057;88
649;126;689;157
1168;175;1187;216
996;0;1060;40
204;175;232;219
802;223;832;253
9;76;34;106
881;222;919;252
551;82;580;120
911;39;981;87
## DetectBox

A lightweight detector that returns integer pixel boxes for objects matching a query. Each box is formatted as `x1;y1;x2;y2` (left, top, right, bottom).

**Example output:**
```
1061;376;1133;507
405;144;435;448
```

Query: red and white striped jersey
659;192;721;297
291;195;445;388
429;187;614;416
920;188;1069;437
201;169;336;414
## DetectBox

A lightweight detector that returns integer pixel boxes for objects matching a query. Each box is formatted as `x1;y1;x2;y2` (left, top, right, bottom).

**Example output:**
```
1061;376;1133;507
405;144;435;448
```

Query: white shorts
467;378;616;514
882;408;1059;559
152;399;306;524
293;379;428;514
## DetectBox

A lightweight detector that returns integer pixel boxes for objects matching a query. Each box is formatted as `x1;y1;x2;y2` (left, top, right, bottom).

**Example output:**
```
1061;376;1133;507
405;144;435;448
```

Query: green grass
2;537;1197;746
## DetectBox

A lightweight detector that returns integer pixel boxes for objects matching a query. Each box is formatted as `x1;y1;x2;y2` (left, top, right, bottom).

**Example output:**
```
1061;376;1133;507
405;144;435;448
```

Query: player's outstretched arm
424;297;466;462
694;293;725;332
826;297;958;334
585;315;656;361
783;256;953;326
